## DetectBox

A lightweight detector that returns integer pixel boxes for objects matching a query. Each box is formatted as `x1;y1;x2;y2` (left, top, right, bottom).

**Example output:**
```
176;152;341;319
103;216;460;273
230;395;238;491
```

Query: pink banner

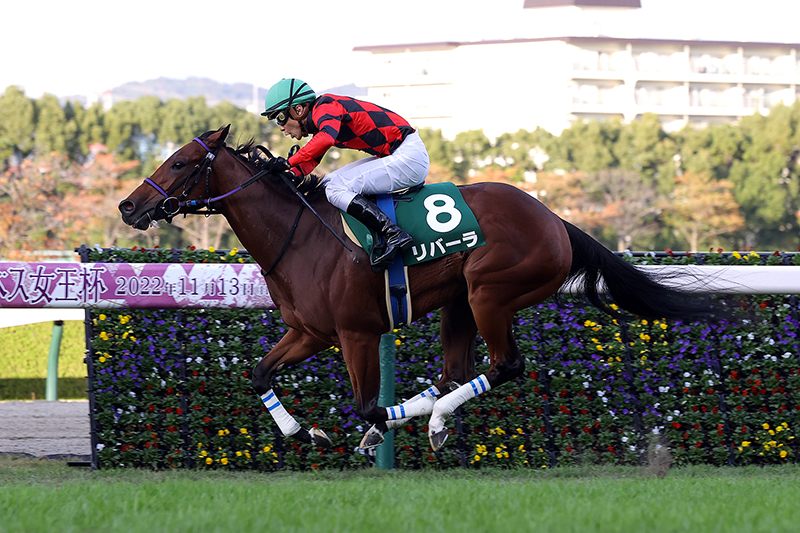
0;263;275;309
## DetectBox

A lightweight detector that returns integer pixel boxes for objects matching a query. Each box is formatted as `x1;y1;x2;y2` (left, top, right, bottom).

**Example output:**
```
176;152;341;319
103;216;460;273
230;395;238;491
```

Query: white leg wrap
428;375;491;435
385;386;440;421
261;389;302;436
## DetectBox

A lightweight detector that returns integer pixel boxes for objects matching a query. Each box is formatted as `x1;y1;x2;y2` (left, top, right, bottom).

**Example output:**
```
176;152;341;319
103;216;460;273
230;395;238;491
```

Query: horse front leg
252;327;333;448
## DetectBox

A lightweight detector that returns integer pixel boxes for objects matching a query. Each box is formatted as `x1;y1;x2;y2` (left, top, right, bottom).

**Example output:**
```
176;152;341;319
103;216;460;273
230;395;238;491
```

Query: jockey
262;78;430;268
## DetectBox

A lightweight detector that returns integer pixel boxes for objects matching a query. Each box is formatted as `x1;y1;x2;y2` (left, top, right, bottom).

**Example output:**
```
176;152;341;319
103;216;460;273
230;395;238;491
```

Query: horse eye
170;160;188;171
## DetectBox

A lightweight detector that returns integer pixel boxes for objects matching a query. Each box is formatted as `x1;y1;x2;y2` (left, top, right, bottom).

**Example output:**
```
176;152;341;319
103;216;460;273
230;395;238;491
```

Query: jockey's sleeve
287;99;345;176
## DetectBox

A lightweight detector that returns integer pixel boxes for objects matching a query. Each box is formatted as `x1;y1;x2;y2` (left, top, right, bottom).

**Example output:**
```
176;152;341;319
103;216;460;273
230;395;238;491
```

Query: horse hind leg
359;386;441;449
428;306;524;451
361;294;479;449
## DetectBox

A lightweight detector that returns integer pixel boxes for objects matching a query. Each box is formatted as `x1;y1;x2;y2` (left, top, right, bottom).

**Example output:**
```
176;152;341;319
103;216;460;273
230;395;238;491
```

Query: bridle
144;137;269;223
141;136;351;275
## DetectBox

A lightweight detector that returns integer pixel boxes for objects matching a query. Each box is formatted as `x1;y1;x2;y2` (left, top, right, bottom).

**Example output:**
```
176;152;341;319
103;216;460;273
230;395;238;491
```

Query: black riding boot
346;195;413;268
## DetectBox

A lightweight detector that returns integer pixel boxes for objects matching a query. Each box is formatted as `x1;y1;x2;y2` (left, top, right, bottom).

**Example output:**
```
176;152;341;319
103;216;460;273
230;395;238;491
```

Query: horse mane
215;133;326;198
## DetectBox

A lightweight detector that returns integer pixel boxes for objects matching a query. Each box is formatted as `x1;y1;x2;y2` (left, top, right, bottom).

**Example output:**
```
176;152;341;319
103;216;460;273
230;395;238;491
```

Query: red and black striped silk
287;94;414;176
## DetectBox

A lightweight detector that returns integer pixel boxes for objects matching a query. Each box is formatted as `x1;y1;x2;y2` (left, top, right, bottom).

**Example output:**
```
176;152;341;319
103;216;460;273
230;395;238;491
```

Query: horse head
119;125;230;230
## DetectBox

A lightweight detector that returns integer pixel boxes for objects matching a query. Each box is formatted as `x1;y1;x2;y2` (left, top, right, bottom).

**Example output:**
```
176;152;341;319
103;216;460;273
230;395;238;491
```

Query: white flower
96;443;105;451
683;372;691;378
622;436;629;442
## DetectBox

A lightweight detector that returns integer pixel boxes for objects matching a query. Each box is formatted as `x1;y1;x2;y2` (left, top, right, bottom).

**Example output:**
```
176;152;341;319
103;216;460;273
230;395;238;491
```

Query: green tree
0;86;36;164
728;104;800;248
34;94;68;154
615;113;678;191
451;129;492;181
545;118;620;173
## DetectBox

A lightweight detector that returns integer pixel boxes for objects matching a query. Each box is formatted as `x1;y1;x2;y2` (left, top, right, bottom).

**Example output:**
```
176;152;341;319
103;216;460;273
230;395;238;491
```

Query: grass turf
1;458;798;533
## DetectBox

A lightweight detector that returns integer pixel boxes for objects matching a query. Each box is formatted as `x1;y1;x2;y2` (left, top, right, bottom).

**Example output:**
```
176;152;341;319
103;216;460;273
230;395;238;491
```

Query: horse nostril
119;200;135;214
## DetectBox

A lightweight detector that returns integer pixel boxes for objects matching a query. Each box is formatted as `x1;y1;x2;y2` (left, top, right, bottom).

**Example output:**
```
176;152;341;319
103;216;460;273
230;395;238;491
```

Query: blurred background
1;0;799;256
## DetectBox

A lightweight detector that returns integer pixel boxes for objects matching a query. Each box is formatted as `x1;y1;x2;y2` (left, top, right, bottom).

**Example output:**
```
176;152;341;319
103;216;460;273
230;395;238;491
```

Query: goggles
271;109;290;127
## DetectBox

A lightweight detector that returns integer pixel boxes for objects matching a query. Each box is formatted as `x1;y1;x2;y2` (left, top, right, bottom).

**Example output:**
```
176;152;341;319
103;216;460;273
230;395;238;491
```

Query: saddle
341;182;485;330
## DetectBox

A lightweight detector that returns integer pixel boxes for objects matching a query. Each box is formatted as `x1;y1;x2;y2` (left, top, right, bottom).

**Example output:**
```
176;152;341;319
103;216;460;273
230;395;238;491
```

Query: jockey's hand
266;157;290;173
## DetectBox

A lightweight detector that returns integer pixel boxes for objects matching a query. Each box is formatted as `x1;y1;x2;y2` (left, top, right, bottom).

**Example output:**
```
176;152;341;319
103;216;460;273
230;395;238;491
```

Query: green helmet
262;78;316;118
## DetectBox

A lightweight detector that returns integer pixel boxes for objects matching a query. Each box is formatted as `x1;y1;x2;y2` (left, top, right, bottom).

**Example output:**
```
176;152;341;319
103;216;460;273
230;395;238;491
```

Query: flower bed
84;247;800;470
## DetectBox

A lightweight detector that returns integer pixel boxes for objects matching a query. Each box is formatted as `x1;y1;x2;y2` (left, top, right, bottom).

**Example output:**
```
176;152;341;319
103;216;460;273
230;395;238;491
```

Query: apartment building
353;35;800;137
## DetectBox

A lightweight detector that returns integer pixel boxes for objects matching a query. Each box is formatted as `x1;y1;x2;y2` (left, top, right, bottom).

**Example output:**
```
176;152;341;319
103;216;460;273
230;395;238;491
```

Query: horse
119;125;719;452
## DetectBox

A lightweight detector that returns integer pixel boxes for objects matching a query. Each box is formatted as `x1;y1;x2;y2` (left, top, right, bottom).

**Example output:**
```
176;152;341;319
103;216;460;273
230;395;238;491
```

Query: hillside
64;77;366;109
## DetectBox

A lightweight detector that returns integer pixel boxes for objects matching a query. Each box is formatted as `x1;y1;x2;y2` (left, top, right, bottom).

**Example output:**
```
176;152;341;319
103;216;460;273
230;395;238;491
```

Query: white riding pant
323;131;430;210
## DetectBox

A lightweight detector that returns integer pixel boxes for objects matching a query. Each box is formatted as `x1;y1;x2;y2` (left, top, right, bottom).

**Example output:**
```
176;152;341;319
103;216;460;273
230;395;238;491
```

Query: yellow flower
220;457;228;465
763;423;770;430
742;441;751;447
660;323;668;330
240;428;248;434
263;445;272;453
732;251;742;259
209;246;215;252
99;314;106;321
780;450;788;458
99;332;109;341
229;248;239;256
776;426;784;433
200;450;207;457
205;457;213;464
395;339;401;346
769;430;775;436
236;451;242;457
218;430;225;436
474;455;481;461
99;356;106;363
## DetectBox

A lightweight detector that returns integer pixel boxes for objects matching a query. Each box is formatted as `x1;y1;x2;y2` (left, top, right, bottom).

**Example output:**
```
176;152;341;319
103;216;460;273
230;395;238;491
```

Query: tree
614;113;678;191
34;94;68;154
583;169;664;251
451;129;492;182
660;171;745;252
728;104;800;248
544;118;620;173
0;86;36;165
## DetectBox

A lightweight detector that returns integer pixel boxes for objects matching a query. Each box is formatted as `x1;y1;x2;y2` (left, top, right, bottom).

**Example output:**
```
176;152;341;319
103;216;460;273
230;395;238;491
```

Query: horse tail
561;220;717;321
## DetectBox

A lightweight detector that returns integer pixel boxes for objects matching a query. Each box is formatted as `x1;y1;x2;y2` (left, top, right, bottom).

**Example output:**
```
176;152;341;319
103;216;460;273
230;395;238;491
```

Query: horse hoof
309;427;333;449
358;425;385;450
429;429;448;451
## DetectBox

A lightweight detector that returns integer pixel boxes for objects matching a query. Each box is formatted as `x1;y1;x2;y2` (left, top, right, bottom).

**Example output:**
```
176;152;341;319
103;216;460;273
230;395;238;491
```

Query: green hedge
83;247;800;470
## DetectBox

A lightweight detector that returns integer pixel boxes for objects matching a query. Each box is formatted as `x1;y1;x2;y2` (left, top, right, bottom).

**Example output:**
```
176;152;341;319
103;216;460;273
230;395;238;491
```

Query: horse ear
206;125;231;147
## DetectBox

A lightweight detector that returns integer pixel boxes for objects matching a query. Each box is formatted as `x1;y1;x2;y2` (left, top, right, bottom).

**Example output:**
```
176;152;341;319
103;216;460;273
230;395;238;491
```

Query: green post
46;320;64;401
376;333;396;469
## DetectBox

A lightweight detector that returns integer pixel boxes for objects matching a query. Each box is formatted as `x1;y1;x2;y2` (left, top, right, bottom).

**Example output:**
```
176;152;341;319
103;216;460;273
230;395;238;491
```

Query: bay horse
119;125;718;452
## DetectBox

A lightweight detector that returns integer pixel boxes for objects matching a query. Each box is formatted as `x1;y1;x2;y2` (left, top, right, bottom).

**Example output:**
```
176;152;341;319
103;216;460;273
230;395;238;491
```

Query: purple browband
193;137;211;152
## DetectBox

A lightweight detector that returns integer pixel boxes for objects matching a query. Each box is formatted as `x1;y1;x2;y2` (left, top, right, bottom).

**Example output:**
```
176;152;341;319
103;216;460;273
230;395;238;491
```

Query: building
352;2;800;137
